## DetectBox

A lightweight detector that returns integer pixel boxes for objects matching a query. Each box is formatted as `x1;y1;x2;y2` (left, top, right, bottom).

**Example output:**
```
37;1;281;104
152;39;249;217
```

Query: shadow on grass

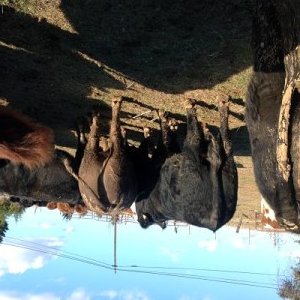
0;1;252;149
60;0;253;94
0;6;124;147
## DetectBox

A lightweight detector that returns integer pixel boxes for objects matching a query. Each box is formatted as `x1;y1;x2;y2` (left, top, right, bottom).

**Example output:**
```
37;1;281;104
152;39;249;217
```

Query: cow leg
154;109;169;160
203;125;222;169
183;99;222;231
103;96;137;209
136;127;154;159
218;98;238;225
76;108;111;213
85;108;101;153
74;117;87;172
150;110;171;170
134;127;163;199
155;110;180;155
183;99;203;155
110;96;124;158
218;98;232;157
167;118;181;154
121;127;129;149
203;123;223;231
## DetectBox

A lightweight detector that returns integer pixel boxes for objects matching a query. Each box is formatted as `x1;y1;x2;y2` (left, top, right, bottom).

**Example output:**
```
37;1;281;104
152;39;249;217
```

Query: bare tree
279;263;300;299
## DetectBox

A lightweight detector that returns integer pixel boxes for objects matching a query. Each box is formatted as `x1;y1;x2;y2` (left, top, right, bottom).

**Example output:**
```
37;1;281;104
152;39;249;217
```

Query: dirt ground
0;0;261;228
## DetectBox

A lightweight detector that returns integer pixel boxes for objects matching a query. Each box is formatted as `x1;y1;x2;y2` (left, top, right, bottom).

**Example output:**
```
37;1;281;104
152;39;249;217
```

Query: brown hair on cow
74;204;88;215
47;202;58;210
0;107;54;169
57;202;74;214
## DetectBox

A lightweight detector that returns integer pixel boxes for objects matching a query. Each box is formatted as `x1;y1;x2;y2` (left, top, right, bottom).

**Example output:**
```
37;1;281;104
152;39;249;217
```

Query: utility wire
2;237;279;290
2;241;277;290
4;236;283;278
118;264;283;277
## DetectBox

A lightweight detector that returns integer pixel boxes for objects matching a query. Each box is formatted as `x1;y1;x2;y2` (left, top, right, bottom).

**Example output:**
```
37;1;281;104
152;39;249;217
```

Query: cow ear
159;221;167;229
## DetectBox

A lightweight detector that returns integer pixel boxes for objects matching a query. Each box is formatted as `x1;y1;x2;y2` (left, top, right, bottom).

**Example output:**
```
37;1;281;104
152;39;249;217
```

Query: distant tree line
279;261;300;299
0;198;25;243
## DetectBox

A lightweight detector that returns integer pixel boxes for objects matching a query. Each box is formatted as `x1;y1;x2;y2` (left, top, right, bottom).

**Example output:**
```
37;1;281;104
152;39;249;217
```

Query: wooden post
114;216;117;274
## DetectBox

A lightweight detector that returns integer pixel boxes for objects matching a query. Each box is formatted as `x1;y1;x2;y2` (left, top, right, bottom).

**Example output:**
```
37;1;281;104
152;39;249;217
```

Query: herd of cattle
0;95;237;232
1;0;300;232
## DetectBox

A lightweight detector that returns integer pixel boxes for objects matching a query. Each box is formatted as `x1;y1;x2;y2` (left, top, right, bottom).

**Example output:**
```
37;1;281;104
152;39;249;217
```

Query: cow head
135;193;167;229
138;212;167;229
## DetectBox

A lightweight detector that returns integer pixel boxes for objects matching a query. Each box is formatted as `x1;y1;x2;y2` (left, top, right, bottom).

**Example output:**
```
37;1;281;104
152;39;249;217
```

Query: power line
2;237;278;290
116;268;277;289
3;238;113;269
5;236;112;267
118;264;283;277
4;236;282;278
2;240;277;290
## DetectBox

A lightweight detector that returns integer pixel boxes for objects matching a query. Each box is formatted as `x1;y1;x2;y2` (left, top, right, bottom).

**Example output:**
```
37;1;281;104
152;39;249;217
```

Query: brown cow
0;107;81;206
0;107;54;169
77;96;138;214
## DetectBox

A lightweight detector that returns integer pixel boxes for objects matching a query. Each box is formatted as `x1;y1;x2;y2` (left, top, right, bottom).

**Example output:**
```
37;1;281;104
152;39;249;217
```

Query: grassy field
0;0;261;227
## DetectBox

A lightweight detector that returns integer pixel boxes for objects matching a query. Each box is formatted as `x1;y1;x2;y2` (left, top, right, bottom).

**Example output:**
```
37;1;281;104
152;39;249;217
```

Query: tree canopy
0;197;25;243
279;262;300;299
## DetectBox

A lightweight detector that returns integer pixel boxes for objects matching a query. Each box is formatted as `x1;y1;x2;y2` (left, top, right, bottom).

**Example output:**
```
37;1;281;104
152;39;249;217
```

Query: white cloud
0;245;47;275
179;296;195;300
99;289;150;300
0;291;60;300
160;246;182;262
0;237;63;277
179;296;210;300
198;240;217;252
99;290;118;299
122;291;149;300
66;288;91;300
45;237;64;248
230;236;246;249
40;223;52;230
65;225;75;234
0;289;91;300
55;277;66;284
0;289;150;300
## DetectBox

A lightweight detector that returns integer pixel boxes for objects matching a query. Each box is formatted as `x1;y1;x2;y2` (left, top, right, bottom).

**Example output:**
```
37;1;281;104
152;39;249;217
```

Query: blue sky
0;207;299;300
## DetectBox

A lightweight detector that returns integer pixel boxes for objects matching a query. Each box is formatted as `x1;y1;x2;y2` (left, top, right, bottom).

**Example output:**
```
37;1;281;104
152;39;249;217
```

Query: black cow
135;99;238;232
130;110;182;206
245;0;300;231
